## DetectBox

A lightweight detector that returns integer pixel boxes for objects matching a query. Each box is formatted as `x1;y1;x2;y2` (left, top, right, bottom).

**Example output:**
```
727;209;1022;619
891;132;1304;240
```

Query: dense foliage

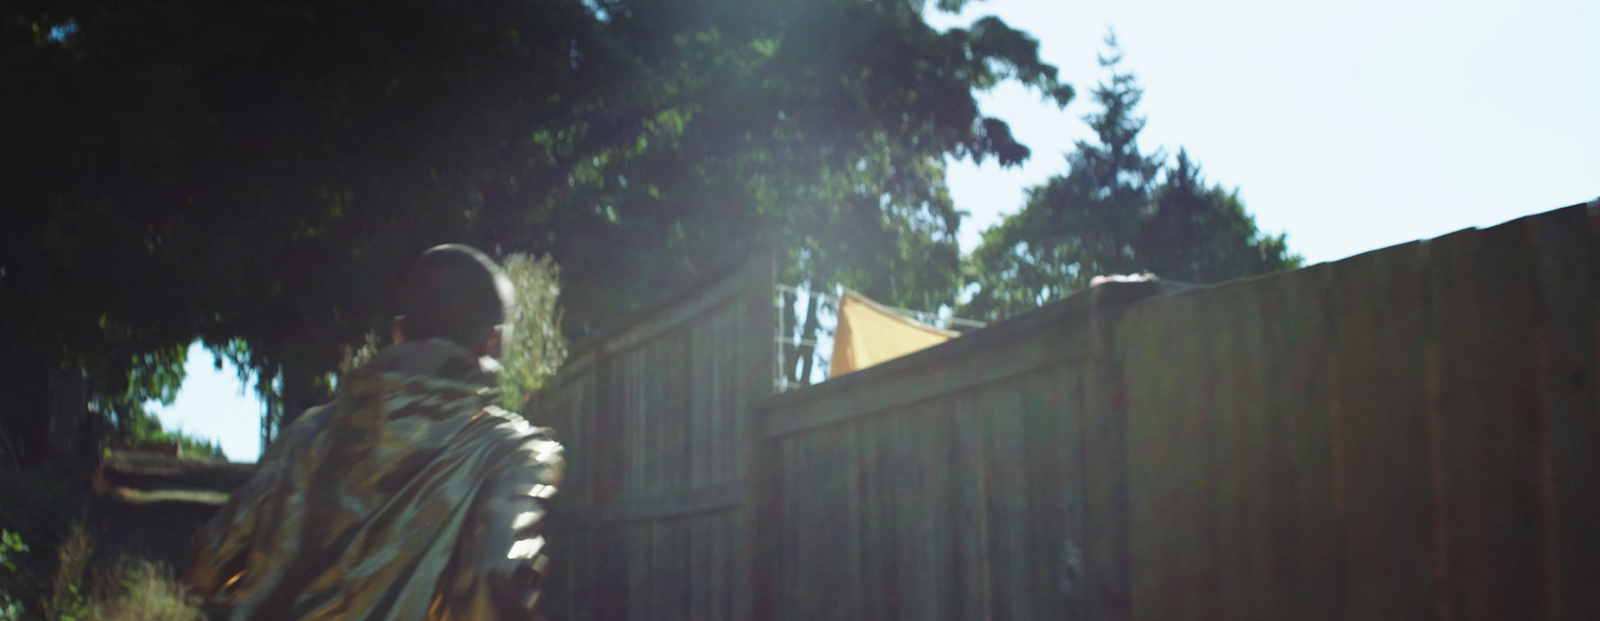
499;254;569;414
1;0;1070;444
2;5;1297;447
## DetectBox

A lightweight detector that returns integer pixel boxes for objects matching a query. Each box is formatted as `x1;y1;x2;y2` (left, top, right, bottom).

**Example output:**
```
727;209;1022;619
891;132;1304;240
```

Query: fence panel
533;254;774;621
758;283;1167;621
1115;204;1600;620
537;203;1598;621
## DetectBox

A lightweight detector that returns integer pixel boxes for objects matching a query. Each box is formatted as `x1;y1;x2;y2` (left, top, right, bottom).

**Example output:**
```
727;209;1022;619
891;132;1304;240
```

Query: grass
3;524;205;621
82;558;203;621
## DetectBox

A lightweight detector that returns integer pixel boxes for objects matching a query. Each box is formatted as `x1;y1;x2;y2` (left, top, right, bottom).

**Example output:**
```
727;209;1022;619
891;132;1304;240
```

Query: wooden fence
535;255;774;621
535;202;1600;620
1117;205;1600;620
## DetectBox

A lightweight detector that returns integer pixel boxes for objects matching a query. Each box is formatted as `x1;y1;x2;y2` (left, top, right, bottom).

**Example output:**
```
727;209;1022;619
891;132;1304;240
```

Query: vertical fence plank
1534;208;1600;621
982;376;1031;621
1052;365;1086;621
1271;264;1343;621
953;389;991;621
1434;219;1549;620
1217;280;1277;619
1085;290;1139;621
1121;293;1191;621
742;253;776;621
855;419;890;621
1332;242;1435;620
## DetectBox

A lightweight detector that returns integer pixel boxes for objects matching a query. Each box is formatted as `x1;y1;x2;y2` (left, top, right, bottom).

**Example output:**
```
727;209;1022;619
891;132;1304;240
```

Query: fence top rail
757;279;1175;417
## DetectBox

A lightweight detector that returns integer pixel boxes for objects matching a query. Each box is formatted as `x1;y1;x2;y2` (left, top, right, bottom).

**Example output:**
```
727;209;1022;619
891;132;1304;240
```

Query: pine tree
1137;150;1301;283
963;31;1300;321
964;30;1163;319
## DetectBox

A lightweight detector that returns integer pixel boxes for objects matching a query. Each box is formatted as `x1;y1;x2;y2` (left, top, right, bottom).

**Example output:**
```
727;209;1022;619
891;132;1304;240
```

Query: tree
965;30;1163;319
964;31;1299;321
3;0;620;442
1137;150;1300;283
2;0;1074;444
551;1;1074;385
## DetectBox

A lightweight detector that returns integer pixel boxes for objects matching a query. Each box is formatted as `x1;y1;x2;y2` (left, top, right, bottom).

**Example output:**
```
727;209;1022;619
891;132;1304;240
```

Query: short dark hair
396;244;515;350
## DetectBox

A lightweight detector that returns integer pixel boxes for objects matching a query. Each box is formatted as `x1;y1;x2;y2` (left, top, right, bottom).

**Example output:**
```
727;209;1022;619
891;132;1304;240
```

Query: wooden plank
590;345;625;621
1532;207;1600;620
672;520;691;621
1440;218;1552;619
1120;291;1200;621
1183;289;1224;621
1083;282;1152;621
1216;278;1277;618
1207;286;1246;620
671;327;692;496
908;400;957;621
952;389;992;621
645;340;664;497
856;417;893;621
625;525;645;621
841;427;865;621
764;331;1093;438
889;408;932;621
979;373;1031;620
1050;364;1086;621
620;352;638;498
1331;241;1435;620
1266;263;1343;621
690;317;710;490
778;437;805;621
689;511;709;621
740;252;776;621
598;480;746;524
810;425;864;621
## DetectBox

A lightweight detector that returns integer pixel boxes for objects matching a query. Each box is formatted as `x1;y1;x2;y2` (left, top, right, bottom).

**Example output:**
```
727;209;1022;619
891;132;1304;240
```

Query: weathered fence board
533;254;774;621
535;203;1598;621
756;279;1169;621
1113;204;1600;620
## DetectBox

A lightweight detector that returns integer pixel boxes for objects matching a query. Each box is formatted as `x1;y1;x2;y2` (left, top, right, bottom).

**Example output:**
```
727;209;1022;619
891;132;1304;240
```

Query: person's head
392;244;516;360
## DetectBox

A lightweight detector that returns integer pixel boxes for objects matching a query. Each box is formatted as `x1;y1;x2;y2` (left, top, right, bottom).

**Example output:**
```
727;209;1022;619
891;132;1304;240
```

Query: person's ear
391;316;407;344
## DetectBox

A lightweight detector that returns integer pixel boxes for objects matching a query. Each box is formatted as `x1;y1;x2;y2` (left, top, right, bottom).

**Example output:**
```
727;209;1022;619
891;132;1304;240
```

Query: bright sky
146;342;264;462
154;0;1599;463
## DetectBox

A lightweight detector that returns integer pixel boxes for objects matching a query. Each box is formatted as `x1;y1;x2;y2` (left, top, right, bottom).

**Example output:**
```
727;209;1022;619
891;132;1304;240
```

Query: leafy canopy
2;0;1071;443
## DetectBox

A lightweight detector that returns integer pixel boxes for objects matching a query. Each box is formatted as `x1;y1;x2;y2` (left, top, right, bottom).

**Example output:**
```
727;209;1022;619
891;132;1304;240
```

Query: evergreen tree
1138;150;1301;283
964;31;1299;321
965;30;1162;319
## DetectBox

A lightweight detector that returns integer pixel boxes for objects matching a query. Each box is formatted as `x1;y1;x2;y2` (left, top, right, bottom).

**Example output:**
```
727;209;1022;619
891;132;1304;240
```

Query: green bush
0;521;201;621
0;470;87;620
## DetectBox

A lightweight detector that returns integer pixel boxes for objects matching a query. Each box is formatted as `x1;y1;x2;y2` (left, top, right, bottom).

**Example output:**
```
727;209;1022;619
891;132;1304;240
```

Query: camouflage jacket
189;339;563;620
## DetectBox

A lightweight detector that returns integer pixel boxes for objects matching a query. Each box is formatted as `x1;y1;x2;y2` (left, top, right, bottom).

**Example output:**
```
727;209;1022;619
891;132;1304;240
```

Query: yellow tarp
829;289;959;378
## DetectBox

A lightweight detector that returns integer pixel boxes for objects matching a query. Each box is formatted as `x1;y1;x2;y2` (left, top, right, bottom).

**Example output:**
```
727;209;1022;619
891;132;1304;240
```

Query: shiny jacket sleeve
435;422;565;619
